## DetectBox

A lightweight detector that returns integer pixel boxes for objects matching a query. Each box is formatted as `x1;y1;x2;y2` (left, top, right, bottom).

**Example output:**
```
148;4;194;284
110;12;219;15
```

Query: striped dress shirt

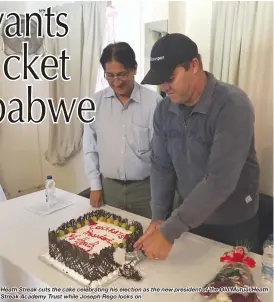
83;82;162;190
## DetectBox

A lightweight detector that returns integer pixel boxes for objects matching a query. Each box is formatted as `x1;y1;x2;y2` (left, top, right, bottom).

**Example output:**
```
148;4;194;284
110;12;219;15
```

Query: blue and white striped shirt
83;82;162;190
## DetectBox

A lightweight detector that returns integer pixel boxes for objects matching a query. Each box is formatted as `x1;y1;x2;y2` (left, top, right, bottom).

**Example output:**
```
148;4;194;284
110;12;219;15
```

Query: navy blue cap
141;33;199;85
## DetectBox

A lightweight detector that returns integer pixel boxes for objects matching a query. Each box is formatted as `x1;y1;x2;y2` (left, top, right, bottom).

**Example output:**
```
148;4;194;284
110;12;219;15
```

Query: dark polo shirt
150;71;260;244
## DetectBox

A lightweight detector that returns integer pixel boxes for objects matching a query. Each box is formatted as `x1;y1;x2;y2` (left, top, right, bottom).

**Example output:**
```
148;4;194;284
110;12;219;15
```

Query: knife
125;249;146;265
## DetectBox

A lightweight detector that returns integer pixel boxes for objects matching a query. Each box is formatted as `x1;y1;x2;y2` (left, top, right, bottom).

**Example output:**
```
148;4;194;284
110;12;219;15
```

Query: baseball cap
141;33;199;85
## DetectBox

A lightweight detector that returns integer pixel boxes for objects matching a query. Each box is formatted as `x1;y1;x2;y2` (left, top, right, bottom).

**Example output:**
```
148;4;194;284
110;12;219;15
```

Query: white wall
142;0;169;24
0;1;26;13
140;0;213;76
25;1;75;12
168;1;186;34
184;0;213;71
168;0;213;71
140;0;169;91
112;0;142;83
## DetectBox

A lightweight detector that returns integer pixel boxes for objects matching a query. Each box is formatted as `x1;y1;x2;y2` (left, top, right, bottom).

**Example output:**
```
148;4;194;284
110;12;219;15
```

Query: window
95;4;117;93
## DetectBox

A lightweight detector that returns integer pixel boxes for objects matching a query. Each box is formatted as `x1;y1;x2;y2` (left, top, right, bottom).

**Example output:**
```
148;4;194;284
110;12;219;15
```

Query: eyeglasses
104;70;130;82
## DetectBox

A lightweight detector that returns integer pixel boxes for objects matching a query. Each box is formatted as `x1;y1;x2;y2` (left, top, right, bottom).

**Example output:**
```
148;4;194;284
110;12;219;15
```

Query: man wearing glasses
83;42;162;218
134;33;260;258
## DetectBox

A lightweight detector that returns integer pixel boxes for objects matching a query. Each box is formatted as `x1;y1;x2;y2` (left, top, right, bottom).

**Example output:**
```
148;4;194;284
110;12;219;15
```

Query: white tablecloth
0;189;264;302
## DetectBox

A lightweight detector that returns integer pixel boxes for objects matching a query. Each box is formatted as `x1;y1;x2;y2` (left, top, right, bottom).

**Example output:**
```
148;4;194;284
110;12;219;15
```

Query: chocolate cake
46;209;144;287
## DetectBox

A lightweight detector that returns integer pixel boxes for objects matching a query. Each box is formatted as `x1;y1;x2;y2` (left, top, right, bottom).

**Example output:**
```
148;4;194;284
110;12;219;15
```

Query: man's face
160;59;199;105
105;61;136;96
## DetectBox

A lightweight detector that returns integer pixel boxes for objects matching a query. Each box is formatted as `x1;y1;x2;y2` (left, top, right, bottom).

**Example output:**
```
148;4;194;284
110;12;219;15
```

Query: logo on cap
150;56;165;62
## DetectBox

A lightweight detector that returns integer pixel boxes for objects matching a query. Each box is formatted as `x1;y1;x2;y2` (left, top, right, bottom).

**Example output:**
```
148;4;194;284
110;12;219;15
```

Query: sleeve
83;96;102;191
150;102;176;221
159;95;255;243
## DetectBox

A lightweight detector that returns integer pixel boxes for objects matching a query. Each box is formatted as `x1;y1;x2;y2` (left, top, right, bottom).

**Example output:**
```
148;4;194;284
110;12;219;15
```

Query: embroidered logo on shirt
245;195;252;204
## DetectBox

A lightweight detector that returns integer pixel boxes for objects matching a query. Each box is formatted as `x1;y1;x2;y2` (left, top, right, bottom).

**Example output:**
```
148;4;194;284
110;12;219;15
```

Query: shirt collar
104;81;141;103
168;71;217;116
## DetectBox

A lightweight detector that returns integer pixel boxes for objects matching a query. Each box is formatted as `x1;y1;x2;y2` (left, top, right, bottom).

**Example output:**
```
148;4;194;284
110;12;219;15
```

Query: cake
44;209;144;287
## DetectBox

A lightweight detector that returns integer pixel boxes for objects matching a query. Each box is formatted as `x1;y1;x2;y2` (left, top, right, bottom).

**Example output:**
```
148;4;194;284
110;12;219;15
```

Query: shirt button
123;125;125;128
122;137;124;140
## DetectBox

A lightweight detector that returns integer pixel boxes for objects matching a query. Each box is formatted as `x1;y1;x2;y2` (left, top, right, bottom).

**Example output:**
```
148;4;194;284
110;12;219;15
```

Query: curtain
95;4;117;92
210;1;273;195
44;1;107;165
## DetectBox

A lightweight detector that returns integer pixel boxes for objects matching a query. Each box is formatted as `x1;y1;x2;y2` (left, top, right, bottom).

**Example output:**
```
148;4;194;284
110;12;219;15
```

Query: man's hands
134;220;164;250
90;190;103;208
134;220;173;260
141;230;172;260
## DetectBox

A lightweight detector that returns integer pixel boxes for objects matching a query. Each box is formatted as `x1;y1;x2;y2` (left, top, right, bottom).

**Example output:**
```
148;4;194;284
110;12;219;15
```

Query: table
0;189;264;302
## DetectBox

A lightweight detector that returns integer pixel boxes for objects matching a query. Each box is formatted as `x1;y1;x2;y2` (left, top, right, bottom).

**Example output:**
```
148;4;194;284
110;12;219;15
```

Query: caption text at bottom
0;286;269;300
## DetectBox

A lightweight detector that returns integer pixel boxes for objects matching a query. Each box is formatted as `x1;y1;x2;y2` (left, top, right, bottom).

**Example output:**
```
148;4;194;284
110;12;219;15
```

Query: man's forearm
84;153;102;191
89;176;102;191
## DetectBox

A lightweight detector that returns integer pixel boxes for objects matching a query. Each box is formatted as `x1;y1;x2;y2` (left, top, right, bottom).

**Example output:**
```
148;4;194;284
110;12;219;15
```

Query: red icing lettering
68;222;128;249
94;225;107;231
68;233;77;241
74;238;87;247
94;225;102;230
91;224;128;240
117;232;125;239
72;236;100;253
109;228;119;235
87;230;113;245
88;240;100;250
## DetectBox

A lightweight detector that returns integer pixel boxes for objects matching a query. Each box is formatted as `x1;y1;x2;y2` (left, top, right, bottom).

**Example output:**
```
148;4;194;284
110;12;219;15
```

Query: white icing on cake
41;253;120;288
113;248;126;265
63;221;131;255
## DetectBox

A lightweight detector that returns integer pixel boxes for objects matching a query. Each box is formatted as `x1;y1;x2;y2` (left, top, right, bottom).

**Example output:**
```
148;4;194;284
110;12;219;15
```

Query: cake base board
38;253;121;288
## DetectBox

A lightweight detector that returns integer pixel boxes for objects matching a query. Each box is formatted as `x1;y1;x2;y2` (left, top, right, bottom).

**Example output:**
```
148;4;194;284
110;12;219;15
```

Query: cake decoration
45;209;144;287
119;261;143;281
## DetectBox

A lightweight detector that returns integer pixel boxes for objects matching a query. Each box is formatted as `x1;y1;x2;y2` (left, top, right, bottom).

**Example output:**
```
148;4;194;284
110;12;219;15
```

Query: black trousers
190;214;259;253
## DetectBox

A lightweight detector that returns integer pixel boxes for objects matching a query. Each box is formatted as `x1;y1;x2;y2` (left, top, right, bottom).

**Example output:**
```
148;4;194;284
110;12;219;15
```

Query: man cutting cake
134;33;260;259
